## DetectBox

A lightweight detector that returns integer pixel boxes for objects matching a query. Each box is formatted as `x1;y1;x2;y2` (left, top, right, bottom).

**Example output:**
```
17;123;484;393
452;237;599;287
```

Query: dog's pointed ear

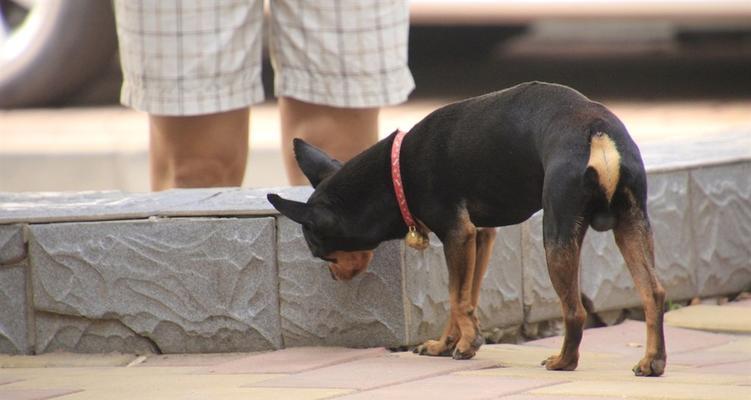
293;138;342;188
267;194;312;226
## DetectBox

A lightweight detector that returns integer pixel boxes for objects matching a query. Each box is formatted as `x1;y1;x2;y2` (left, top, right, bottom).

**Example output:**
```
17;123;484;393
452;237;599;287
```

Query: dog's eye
321;256;337;263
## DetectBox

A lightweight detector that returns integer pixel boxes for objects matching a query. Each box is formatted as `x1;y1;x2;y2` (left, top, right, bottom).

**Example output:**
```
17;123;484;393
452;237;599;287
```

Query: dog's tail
584;128;621;232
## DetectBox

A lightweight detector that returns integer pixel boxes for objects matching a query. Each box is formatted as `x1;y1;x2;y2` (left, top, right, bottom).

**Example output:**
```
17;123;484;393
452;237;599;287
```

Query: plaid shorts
114;0;414;116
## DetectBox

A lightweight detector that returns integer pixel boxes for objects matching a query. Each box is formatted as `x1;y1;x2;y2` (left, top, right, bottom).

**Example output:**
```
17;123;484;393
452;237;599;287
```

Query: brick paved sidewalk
1;301;750;400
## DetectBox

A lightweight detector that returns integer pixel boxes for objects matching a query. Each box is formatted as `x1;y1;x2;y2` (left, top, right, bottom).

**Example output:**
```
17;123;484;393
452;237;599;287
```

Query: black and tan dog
268;81;666;377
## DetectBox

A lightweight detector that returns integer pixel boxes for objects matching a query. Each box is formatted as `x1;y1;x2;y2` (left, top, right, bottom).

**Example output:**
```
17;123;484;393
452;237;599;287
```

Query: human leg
279;98;378;185
269;0;414;185
114;0;264;190
149;108;250;190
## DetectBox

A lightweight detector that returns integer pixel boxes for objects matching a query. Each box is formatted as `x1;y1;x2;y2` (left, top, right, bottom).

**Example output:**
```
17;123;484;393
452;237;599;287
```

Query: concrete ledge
1;136;749;354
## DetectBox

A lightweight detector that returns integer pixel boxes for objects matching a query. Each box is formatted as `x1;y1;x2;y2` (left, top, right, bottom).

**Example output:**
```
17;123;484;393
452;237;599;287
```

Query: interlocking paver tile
530;380;751;400
461;365;745;385
136;353;250;367
204;347;388;374
0;376;24;385
56;387;351;400
3;371;283;394
667;334;751;367
704;337;751;354
696;360;751;378
526;320;735;356
475;344;629;369
669;349;751;368
0;388;81;400
473;344;563;367
726;299;751;308
503;395;625;400
335;375;562;400
1;367;203;382
0;353;137;368
666;305;751;334
247;353;498;390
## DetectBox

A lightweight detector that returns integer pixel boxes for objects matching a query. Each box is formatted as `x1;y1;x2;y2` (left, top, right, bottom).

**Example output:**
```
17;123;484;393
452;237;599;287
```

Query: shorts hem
120;82;266;116
274;67;415;108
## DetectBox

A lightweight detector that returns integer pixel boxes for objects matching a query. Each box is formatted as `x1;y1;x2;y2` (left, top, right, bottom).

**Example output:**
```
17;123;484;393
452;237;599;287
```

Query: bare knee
149;109;249;190
280;97;378;185
171;155;245;188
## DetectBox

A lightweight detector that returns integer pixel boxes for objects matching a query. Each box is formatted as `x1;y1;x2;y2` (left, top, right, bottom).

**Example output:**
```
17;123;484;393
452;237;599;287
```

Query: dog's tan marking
587;132;621;202
326;250;374;281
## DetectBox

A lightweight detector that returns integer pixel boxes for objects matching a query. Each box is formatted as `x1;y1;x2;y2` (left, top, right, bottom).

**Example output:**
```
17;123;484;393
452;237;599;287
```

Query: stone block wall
28;218;280;354
0;225;30;354
1;149;749;354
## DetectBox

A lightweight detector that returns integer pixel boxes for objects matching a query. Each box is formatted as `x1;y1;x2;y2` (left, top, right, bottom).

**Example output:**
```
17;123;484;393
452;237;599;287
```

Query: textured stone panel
580;230;632;311
35;312;158;354
403;233;449;342
475;226;524;331
0;224;26;265
521;212;559;323
691;162;751;297
29;217;281;353
0;265;29;354
404;227;523;344
1;223;30;354
645;171;697;302
278;217;406;348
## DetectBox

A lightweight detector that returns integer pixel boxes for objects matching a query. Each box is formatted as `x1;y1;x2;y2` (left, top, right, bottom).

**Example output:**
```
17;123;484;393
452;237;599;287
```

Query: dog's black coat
268;81;666;375
270;81;646;256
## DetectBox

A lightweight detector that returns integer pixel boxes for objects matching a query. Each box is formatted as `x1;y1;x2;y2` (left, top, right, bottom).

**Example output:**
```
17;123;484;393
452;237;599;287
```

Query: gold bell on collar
405;226;429;250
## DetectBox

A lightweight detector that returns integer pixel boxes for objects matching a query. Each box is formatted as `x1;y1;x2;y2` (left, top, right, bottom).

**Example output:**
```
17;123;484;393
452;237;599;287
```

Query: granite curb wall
1;144;750;354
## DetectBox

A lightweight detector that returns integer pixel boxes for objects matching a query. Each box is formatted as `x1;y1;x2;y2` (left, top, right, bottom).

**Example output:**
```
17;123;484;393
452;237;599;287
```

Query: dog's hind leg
540;170;589;371
469;228;496;333
541;235;587;371
614;191;666;377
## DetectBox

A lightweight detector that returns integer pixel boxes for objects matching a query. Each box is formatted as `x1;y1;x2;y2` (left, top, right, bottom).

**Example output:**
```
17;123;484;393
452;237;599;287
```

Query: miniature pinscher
268;82;666;377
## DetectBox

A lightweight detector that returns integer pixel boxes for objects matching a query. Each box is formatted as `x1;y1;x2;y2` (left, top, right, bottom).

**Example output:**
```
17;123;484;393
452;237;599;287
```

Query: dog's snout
324;250;374;281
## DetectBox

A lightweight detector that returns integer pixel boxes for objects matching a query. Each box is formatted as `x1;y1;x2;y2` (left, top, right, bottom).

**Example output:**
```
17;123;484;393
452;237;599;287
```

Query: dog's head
267;139;375;281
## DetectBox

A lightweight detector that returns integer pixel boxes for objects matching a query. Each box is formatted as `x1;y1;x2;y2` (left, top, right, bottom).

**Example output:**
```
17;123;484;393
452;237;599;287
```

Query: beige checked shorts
114;0;414;116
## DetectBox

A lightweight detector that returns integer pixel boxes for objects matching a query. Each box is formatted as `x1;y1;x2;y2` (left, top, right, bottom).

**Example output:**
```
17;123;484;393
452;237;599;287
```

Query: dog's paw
541;354;578;371
452;347;476;360
472;333;485;349
413;339;453;357
632;357;666;377
451;334;484;360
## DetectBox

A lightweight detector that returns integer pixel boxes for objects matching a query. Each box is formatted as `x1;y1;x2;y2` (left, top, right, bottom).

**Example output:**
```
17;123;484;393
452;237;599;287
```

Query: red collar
391;129;417;229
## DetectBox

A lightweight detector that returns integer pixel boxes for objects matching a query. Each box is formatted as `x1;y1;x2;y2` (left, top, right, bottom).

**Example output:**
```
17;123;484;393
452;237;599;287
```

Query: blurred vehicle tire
0;0;117;108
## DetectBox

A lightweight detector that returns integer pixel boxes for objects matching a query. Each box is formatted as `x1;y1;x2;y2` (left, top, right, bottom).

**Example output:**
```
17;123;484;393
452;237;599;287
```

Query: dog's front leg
415;214;483;359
